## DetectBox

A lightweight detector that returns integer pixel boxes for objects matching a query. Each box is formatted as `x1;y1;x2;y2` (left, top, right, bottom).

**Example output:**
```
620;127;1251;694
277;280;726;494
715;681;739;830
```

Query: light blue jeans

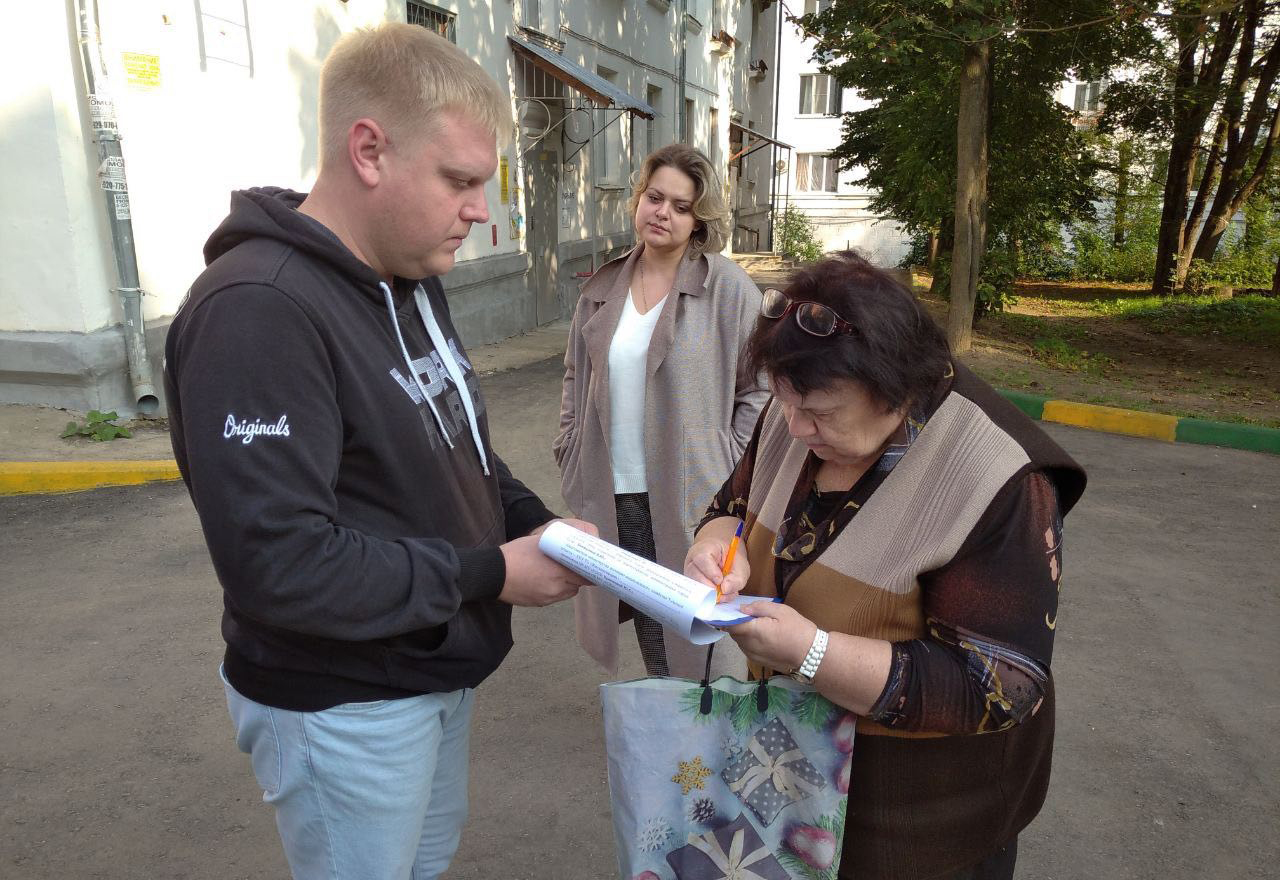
220;666;475;880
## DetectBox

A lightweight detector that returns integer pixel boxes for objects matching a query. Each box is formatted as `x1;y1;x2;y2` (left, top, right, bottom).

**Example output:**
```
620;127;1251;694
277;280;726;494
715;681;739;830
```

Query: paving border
3;394;1277;497
0;460;181;496
999;391;1280;455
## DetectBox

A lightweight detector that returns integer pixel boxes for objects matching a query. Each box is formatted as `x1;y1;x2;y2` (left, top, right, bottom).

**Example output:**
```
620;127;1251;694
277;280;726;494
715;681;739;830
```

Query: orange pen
717;520;745;603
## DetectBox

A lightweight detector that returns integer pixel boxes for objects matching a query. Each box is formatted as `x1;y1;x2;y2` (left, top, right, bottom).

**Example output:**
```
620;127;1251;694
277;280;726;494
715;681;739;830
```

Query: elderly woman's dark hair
745;251;951;412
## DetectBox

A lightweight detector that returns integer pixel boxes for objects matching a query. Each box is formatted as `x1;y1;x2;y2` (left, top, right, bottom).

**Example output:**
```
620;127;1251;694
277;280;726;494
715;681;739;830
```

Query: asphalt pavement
1;353;1277;879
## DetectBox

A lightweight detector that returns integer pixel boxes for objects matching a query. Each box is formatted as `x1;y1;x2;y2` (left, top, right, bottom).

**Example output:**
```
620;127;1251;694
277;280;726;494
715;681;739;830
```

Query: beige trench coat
553;245;768;675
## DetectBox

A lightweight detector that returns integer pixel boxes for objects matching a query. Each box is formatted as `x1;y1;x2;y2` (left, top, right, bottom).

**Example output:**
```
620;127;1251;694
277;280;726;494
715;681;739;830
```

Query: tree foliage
1100;0;1280;294
800;1;1149;346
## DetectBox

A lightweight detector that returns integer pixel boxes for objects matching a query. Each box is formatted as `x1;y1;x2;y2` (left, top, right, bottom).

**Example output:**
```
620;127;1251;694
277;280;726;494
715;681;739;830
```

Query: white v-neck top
607;287;666;493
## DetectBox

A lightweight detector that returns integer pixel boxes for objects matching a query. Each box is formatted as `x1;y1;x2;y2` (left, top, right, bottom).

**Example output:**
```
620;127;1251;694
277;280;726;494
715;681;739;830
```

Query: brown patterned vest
740;367;1085;878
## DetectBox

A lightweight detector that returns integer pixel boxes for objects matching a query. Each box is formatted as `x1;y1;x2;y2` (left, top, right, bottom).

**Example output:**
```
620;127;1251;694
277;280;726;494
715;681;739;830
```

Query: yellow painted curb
0;460;181;496
1042;400;1179;443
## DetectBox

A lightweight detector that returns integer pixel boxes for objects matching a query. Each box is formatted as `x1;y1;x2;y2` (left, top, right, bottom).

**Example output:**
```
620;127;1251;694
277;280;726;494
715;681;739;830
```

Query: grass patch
1031;337;1115;376
1089;294;1280;347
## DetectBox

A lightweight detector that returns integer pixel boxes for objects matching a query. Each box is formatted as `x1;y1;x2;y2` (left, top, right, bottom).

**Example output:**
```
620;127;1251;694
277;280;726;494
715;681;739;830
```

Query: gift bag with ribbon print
599;654;856;880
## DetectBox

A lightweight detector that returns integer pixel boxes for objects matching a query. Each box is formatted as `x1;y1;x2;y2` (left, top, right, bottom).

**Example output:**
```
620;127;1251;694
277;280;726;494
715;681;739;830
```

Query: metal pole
75;0;158;415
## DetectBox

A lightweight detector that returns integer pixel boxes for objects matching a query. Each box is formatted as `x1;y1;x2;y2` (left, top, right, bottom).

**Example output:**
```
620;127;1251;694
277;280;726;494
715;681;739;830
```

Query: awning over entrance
729;121;792;162
508;36;656;119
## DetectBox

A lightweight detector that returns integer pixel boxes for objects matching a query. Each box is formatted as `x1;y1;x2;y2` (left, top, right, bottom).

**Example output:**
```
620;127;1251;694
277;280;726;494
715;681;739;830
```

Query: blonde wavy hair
628;144;730;255
318;22;510;169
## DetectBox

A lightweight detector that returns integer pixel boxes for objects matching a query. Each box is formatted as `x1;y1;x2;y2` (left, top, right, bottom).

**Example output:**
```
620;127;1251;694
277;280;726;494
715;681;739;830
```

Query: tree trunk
1187;16;1280;260
1272;252;1280;297
1178;116;1228;283
1114;139;1132;246
1153;11;1241;295
946;39;990;353
927;230;940;270
929;216;955;297
1198;105;1280;263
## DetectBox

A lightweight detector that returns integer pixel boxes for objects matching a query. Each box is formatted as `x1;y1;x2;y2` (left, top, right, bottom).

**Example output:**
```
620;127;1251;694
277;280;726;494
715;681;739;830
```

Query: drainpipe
75;0;159;415
678;0;688;142
590;107;601;274
768;0;782;252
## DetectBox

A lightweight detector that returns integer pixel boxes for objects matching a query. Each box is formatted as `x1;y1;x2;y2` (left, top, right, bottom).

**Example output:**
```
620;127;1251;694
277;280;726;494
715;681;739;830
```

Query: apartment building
2;0;775;415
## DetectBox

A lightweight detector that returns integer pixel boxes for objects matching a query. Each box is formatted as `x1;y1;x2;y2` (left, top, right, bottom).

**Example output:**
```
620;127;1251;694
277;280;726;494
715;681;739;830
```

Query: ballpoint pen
717;520;744;603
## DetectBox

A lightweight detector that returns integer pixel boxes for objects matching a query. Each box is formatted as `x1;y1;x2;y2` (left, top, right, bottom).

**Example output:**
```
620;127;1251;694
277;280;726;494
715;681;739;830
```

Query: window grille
804;0;832;15
407;1;456;42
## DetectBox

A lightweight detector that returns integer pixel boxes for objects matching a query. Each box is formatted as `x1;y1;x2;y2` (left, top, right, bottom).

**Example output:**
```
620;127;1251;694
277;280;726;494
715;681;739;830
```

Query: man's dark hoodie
165;187;555;711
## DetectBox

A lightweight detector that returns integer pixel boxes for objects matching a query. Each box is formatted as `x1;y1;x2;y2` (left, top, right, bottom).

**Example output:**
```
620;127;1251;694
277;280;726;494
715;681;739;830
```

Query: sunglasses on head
760;288;856;337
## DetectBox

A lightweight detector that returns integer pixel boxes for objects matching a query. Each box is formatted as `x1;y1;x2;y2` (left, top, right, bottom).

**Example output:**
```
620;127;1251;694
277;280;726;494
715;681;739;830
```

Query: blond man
165;23;594;879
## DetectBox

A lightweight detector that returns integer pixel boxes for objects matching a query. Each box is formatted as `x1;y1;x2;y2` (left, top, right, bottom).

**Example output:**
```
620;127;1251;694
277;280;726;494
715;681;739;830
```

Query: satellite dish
775;158;788;173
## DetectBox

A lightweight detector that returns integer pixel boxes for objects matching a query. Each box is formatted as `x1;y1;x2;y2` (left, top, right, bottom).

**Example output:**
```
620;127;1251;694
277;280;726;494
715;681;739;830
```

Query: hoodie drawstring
381;282;459;455
413;284;489;476
379;282;490;476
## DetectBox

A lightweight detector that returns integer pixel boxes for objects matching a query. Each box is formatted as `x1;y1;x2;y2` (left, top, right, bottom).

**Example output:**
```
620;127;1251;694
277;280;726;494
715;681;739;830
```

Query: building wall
771;7;910;267
2;0;770;414
729;0;778;252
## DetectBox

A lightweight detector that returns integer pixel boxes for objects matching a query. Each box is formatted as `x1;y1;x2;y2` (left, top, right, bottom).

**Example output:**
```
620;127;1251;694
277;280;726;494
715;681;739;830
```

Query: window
522;0;541;31
1074;80;1102;113
597;66;624;185
798;74;841;115
712;0;726;32
407;2;456;42
646;85;663;156
804;0;833;15
796;153;838;192
709;107;719;168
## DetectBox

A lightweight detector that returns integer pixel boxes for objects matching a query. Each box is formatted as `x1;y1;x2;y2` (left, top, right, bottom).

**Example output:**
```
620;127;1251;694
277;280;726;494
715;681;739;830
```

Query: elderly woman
685;252;1086;880
554;144;767;679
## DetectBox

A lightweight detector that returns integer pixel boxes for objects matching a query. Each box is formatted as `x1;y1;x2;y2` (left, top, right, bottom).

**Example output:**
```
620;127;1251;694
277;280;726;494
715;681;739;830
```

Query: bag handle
698;643;770;715
698;643;716;714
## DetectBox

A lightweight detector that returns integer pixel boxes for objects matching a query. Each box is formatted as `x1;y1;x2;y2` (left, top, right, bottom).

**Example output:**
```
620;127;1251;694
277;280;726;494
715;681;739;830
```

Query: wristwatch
792;628;828;684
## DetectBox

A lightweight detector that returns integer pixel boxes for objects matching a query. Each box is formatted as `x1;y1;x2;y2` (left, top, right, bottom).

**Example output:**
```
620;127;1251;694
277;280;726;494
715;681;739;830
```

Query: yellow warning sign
499;157;510;204
122;52;162;88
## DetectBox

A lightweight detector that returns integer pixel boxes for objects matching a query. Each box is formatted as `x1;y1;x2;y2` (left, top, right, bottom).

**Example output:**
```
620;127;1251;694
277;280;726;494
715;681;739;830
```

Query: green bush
1184;195;1280;293
897;230;934;270
932;249;1019;322
776;208;824;264
1017;241;1074;281
1067;221;1158;282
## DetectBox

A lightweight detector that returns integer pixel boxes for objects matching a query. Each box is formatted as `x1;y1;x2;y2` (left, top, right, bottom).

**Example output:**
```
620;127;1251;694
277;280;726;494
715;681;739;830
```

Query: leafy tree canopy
801;1;1152;246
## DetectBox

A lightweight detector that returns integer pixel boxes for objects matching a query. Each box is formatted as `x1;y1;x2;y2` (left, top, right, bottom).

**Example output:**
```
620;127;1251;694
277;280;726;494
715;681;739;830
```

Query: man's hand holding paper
537;521;761;645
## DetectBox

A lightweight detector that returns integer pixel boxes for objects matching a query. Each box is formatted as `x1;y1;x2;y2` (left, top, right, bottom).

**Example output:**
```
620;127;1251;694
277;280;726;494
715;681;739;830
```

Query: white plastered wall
2;0;526;337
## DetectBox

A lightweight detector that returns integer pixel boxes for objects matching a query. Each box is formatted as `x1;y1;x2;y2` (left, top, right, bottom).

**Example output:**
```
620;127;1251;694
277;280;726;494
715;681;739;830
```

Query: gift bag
600;667;856;880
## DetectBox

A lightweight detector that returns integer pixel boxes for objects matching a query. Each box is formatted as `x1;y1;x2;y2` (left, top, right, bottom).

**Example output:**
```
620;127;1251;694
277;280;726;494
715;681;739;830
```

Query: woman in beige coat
553;144;768;678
